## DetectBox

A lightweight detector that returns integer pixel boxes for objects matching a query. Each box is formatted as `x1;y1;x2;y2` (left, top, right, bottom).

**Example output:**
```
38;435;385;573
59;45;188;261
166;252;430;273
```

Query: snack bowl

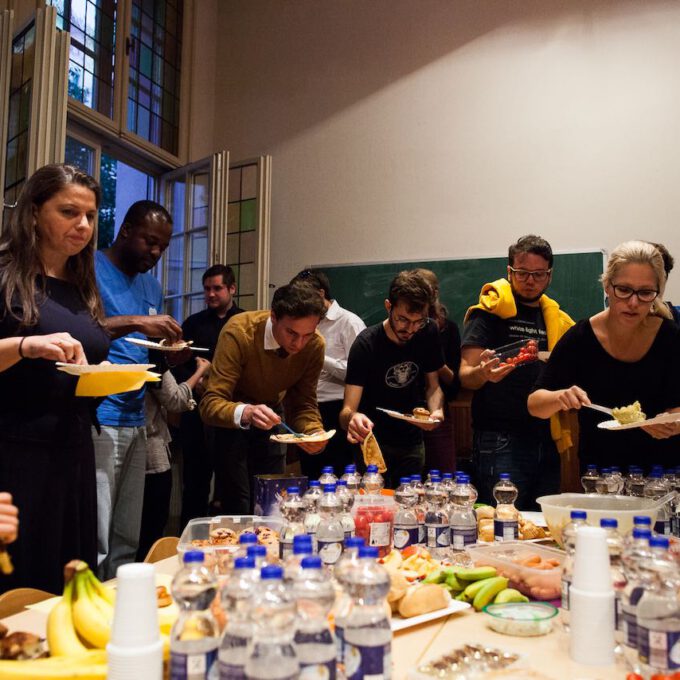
536;493;664;548
483;602;558;636
466;542;563;601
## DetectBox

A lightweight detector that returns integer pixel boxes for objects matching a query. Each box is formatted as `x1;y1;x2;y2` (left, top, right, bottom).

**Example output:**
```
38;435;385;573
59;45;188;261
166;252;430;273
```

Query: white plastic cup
571;525;612;592
107;562;163;680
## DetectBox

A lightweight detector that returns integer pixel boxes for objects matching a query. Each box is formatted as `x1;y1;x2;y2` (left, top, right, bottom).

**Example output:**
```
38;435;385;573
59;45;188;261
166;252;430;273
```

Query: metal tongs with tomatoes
496;339;539;368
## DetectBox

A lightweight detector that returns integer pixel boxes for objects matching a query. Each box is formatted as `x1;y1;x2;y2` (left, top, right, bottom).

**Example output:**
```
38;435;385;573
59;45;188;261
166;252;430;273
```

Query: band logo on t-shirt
385;361;419;388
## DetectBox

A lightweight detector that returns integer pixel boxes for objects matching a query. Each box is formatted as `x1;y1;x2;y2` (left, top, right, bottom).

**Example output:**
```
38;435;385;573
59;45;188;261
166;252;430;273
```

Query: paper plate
125;337;209;353
75;371;160;397
270;429;336;444
377;407;440;425
598;411;680;431
56;362;155;375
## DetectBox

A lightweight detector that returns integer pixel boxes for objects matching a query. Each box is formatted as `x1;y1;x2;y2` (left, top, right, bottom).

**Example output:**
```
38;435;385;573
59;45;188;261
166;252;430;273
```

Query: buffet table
1;555;624;680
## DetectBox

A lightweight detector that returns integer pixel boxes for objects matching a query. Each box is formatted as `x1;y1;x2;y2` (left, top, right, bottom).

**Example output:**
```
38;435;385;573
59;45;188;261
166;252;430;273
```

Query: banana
84;569;115;607
451;566;497;581
46;579;89;657
494;588;529;604
473;576;509;611
72;571;111;649
460;577;492;602
444;572;468;592
83;576;114;623
0;650;106;679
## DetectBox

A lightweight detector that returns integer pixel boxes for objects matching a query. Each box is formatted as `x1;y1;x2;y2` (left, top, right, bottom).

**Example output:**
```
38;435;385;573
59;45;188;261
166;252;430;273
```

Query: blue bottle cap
293;534;312;545
632;529;652;540
234;556;255;570
348;465;356;471
627;465;639;473
344;465;354;472
442;473;453;479
323;484;336;493
366;465;378;473
322;466;334;474
410;474;421;481
301;556;323;570
287;486;299;494
601;468;611;474
611;466;621;472
650;536;670;549
633;515;652;525
648;470;662;479
498;473;510;480
337;480;348;487
344;537;365;549
183;550;205;563
429;469;441;475
399;477;412;484
293;542;314;556
260;565;284;580
247;545;267;558
461;475;470;482
309;480;320;487
570;510;587;520
600;518;618;528
431;476;441;483
586;464;598;471
358;546;379;559
239;532;258;545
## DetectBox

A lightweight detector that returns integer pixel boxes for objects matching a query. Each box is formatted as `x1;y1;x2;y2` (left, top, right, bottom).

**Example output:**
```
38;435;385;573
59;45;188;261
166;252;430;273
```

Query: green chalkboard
315;251;606;328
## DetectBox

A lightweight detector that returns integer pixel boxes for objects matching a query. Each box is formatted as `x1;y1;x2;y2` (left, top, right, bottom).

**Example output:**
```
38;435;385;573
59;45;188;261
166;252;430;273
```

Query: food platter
377;408;440;425
597;411;680;431
391;600;470;632
55;362;155;375
125;337;209;353
269;429;336;444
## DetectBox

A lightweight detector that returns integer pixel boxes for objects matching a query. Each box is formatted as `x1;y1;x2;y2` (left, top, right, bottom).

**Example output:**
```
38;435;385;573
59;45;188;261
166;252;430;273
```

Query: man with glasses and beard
459;235;574;509
340;270;445;487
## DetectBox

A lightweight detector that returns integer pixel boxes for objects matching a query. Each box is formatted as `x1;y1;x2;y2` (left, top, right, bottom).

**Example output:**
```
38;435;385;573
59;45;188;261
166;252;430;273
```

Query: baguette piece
398;584;451;618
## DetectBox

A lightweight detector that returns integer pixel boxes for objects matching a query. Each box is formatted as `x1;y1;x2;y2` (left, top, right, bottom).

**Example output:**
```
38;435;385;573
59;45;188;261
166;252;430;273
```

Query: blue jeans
472;429;560;510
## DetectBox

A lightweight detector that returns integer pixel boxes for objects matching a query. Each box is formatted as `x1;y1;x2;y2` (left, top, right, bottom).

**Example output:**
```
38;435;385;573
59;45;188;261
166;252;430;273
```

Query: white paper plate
125;337;209;353
597;411;680;431
56;362;155;375
270;429;336;444
391;599;470;632
377;407;441;425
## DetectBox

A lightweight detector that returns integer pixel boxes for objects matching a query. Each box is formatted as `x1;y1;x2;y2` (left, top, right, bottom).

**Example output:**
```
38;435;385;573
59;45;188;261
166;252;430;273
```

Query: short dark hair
508;235;553;268
271;281;326;320
122;200;172;231
203;264;236;287
290;269;332;300
650;243;674;277
388;270;434;314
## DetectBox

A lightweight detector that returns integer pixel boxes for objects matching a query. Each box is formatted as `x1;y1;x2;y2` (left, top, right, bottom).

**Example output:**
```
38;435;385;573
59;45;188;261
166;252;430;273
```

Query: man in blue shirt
94;200;181;579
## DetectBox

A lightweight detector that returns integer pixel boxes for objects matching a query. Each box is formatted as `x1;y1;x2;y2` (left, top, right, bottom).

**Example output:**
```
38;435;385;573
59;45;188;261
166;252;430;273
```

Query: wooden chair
143;536;180;564
0;588;55;618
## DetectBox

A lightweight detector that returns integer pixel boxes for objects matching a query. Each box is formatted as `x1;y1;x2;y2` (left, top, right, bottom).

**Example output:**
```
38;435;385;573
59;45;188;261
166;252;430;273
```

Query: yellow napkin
75;371;160;397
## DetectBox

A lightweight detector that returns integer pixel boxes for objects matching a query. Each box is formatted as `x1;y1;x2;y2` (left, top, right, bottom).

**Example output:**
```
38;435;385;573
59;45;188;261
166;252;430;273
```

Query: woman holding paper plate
0;164;110;593
528;241;680;472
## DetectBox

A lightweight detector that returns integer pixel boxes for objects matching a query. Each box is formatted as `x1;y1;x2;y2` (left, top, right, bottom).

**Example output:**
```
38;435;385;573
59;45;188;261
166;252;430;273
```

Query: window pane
165;296;182;319
226;233;239;264
166;236;184;297
128;0;183;154
189;294;204;316
168;179;185;234
64;136;95;175
239;231;256;264
227;202;240;234
239;263;256;297
189;229;208;290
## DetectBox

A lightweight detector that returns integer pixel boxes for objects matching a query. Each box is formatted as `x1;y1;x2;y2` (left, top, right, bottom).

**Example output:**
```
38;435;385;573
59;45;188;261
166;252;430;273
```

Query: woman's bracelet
17;337;27;359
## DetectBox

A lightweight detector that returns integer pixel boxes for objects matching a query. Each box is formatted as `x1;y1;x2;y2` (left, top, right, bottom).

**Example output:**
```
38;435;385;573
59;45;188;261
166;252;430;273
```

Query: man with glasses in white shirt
340;270;446;488
459;235;574;509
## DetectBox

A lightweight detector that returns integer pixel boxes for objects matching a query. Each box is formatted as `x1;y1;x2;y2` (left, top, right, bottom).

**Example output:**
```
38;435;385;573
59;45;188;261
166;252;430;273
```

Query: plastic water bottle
645;471;671;535
246;545;268;571
392;477;420;550
316;484;345;568
304;482;322;552
461;474;478;506
218;557;256;680
283;534;314;586
425;469;441;484
610;467;625;494
360;465;384;495
292;556;337;678
595;468;616;495
449;476;477;552
170;551;219;680
493;473;519;542
620;529;653;671
279;486;307;560
319;466;338;486
424;479;450;558
343;547;391;680
236;533;258;559
625;516;652;546
599;518;626;644
334;537;365;670
440;472;455;497
626;467;646;497
304;480;322;510
559;510;588;631
410;475;426;544
636;536;680;677
335;480;356;542
580;465;600;493
245;565;298;680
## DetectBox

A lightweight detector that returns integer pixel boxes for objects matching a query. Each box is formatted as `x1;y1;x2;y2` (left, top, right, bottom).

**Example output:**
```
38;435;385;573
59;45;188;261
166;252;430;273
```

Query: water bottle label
171;649;218;680
369;522;391;547
560;577;570;611
638;626;680;670
345;642;391;680
450;526;476;550
655;519;671;536
426;525;450;548
493;519;518;542
672;515;679;537
615;593;622;632
418;522;425;544
393;526;419;549
218;660;246;680
318;540;343;565
623;609;638;649
300;659;337;680
306;531;318;553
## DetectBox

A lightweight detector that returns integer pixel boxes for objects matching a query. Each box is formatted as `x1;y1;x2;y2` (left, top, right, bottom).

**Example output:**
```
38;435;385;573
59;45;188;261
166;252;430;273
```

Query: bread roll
398;584;451;618
412;407;431;421
387;571;410;603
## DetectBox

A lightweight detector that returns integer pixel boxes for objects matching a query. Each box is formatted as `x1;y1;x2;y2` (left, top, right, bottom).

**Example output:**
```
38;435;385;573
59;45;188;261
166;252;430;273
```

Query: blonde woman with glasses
529;241;680;473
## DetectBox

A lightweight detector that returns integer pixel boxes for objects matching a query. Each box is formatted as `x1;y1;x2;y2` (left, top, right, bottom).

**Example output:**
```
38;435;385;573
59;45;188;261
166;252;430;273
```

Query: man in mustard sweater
200;281;327;513
459;235;574;510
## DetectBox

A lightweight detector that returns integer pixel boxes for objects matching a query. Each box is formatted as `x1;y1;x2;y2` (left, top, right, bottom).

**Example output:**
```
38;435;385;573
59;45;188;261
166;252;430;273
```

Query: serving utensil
278;421;304;438
583;403;613;416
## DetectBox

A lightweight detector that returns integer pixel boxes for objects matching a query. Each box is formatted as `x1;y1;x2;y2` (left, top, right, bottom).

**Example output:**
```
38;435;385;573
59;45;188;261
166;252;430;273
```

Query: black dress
0;278;110;593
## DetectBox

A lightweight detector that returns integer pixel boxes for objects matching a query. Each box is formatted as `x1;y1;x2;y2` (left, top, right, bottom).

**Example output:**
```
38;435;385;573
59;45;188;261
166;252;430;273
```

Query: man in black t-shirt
174;264;243;524
459;236;574;509
340;270;445;487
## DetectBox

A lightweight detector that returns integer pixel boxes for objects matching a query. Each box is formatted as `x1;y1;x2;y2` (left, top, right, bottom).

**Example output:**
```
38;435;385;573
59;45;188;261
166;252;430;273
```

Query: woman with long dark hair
0;164;110;593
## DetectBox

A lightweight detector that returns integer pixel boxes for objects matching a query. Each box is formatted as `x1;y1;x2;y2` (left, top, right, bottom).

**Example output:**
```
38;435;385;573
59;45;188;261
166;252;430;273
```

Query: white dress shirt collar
264;316;280;350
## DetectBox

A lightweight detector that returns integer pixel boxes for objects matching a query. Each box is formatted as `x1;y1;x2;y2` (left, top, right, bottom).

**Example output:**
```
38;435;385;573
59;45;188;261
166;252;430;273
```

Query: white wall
211;0;680;305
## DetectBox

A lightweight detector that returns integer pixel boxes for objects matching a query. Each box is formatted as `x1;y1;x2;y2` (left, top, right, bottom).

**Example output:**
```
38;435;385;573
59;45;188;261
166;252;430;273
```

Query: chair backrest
0;587;55;618
143;536;180;563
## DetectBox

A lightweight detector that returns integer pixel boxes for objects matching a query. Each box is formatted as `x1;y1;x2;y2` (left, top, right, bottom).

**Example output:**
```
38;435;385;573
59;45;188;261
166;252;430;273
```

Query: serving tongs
583;403;613;416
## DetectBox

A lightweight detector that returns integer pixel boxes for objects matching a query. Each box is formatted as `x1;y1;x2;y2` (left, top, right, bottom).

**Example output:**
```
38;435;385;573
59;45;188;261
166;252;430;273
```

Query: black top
0;277;110;444
533;318;680;471
345;322;444;446
462;304;550;434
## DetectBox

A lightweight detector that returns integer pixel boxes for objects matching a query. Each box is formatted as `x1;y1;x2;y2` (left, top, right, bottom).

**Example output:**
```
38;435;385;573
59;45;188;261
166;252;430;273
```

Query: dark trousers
213;426;286;515
298;400;355;480
471;429;560;510
179;409;212;527
136;469;172;561
423;403;456;474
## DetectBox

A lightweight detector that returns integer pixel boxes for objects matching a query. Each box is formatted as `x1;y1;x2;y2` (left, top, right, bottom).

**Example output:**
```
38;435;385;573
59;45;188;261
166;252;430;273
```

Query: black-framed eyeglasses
391;310;430;330
610;284;659;303
508;266;552;283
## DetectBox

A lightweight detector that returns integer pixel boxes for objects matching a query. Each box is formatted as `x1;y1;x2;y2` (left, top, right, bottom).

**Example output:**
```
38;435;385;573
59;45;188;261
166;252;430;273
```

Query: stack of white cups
568;525;615;666
107;563;163;680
